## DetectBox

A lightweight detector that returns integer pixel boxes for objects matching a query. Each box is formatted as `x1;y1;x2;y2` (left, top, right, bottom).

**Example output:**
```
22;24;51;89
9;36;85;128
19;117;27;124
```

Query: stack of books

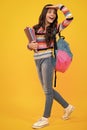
24;27;36;42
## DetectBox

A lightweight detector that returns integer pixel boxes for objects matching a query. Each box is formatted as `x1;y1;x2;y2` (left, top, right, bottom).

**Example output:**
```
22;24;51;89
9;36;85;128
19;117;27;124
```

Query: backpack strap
54;33;57;87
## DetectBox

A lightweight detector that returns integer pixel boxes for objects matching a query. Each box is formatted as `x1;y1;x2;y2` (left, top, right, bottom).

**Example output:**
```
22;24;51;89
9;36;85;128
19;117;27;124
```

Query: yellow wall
0;0;87;130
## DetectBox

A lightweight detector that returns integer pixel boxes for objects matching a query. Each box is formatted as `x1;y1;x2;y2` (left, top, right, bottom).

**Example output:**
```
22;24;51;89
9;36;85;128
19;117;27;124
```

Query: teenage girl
27;4;75;129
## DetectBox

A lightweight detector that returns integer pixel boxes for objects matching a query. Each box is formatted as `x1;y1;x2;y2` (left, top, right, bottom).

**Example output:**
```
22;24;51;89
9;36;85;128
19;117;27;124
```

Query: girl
28;4;75;129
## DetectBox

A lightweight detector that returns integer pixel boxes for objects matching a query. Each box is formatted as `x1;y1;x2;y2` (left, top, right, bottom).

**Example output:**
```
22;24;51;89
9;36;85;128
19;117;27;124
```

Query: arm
58;4;73;31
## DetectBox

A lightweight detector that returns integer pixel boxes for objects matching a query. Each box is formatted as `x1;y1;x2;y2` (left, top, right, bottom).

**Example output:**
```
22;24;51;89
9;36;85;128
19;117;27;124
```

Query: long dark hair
33;4;58;47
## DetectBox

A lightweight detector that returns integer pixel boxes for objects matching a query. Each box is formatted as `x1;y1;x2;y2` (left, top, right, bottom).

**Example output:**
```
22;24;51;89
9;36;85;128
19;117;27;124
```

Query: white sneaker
32;117;49;129
62;105;75;120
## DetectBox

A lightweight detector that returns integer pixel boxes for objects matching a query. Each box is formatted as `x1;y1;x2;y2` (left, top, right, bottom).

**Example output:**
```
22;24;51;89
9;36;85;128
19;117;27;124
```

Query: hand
46;4;63;10
28;41;38;50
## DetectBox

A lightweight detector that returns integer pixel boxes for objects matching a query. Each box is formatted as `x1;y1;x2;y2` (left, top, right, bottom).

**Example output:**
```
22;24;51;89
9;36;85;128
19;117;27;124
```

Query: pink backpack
55;36;73;72
54;35;73;87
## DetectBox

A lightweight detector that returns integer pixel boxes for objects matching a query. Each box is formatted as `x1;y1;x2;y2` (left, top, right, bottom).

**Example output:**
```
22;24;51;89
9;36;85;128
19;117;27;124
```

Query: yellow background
0;0;87;130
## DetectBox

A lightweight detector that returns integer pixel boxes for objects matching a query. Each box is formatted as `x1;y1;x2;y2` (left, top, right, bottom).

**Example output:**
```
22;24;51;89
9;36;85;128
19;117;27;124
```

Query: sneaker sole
32;123;49;129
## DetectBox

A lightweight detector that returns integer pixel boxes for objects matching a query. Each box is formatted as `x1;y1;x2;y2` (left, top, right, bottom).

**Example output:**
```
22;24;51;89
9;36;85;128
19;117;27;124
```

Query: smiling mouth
49;17;54;21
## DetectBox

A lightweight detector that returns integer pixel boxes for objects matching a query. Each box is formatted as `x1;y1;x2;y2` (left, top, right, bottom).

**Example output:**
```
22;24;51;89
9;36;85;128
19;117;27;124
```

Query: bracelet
58;4;64;10
60;5;64;10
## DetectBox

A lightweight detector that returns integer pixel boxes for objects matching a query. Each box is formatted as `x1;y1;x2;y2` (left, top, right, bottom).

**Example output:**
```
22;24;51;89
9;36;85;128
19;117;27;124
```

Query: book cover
24;27;36;42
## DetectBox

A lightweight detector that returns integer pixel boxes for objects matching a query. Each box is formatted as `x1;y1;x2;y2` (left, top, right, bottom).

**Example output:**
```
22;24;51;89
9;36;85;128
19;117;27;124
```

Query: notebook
24;27;36;42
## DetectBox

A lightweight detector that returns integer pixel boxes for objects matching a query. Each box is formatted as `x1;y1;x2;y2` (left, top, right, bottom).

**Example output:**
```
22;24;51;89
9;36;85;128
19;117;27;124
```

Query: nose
50;12;55;16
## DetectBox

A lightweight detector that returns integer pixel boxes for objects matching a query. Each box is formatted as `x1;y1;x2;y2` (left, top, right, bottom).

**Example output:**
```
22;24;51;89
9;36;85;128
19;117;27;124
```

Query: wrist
58;4;64;10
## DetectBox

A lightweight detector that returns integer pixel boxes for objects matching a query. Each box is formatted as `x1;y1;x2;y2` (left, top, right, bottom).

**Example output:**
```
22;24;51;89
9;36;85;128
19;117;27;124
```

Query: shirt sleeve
57;4;74;32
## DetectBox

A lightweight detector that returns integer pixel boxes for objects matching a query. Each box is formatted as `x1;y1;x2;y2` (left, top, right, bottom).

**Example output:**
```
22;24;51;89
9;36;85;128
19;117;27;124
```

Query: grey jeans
35;56;69;118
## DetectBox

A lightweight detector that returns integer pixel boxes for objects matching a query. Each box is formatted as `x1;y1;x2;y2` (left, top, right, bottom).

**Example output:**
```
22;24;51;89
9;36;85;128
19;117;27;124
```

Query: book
24;27;36;42
24;27;37;52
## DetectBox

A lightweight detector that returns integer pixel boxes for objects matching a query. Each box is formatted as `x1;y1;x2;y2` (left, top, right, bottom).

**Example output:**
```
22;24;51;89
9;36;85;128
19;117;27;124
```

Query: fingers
31;40;36;43
46;5;58;10
46;4;63;10
33;43;38;50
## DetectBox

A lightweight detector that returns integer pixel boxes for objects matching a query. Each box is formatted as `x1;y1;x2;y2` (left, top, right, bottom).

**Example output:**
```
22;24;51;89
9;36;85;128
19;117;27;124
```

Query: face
45;8;57;26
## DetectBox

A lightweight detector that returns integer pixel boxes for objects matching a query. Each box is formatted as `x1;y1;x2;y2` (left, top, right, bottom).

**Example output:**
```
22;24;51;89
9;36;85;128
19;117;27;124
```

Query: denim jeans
35;56;69;118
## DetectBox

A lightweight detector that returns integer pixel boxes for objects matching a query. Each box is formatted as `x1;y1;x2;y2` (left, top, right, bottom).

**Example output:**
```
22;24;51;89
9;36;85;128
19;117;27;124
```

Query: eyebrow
48;8;56;11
